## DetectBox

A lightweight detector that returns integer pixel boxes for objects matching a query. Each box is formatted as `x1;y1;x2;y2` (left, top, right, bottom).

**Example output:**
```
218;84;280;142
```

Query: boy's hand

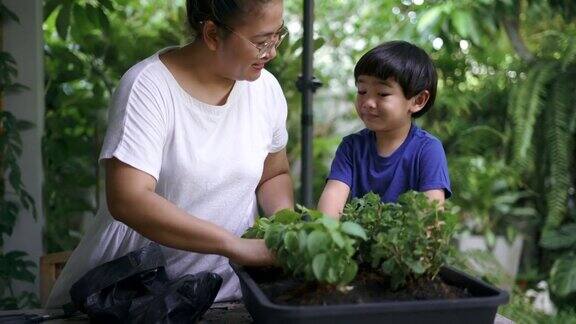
424;189;445;205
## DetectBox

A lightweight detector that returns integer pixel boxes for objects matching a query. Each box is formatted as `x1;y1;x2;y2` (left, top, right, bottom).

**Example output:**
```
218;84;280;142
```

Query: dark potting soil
245;266;471;306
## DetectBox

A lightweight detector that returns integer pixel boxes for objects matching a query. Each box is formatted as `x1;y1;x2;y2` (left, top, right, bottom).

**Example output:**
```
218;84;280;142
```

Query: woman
47;0;292;307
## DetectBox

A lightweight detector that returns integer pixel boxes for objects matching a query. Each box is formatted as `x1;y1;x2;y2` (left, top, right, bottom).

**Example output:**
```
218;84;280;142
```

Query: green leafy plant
508;39;576;310
245;192;457;291
540;221;576;308
450;249;513;289
450;156;537;246
0;3;39;310
488;0;576;310
339;192;391;264
498;286;556;324
244;208;367;286
342;191;458;289
408;1;575;313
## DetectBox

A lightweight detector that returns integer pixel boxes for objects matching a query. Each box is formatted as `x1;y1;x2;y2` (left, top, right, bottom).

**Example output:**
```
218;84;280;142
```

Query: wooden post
39;251;72;306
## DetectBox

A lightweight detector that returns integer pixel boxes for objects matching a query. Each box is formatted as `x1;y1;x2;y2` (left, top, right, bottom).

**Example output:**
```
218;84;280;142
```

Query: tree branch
501;1;535;63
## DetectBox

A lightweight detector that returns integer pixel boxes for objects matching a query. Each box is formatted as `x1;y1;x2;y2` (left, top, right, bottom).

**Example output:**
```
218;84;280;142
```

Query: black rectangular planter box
231;264;509;324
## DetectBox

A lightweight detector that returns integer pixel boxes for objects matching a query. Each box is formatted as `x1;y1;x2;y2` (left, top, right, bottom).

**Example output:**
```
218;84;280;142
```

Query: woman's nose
261;47;277;61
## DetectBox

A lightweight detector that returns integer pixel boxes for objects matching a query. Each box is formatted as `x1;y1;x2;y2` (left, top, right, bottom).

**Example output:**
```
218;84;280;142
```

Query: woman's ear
201;20;220;51
409;90;430;114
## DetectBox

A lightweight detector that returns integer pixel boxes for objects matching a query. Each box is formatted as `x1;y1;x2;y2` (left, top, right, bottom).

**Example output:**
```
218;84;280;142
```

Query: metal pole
297;0;321;207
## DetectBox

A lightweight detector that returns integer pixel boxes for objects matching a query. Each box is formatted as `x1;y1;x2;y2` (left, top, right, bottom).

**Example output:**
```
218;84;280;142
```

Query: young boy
318;40;451;218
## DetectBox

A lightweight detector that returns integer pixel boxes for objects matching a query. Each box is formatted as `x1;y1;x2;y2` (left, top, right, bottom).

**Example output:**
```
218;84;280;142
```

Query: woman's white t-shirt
46;48;288;308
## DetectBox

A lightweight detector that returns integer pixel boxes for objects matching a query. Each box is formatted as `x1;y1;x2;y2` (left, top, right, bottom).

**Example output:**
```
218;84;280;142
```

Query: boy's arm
424;189;445;205
418;138;451;205
318;180;350;219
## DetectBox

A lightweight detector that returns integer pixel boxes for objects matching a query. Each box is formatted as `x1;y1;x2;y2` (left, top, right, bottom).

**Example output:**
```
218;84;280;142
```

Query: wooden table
0;302;513;323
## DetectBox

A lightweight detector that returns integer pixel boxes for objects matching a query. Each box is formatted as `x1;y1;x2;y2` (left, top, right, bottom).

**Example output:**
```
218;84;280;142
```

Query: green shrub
244;191;458;290
342;191;458;289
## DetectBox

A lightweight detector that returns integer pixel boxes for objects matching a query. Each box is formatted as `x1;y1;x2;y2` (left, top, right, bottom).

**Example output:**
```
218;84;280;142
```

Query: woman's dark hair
354;40;438;118
186;0;275;38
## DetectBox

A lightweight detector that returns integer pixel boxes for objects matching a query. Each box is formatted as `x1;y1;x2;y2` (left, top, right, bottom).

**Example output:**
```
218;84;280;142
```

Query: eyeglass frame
211;20;288;60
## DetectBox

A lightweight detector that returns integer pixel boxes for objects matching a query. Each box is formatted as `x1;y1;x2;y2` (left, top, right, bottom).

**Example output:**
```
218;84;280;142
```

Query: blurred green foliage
0;2;40;310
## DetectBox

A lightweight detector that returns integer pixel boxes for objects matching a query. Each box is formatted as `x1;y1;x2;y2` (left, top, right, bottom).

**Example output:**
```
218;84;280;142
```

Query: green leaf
408;259;426;274
43;0;61;20
16;120;35;131
98;0;114;11
264;226;283;251
307;230;329;255
340;222;367;240
312;253;327;280
330;231;345;248
12;269;35;283
71;3;94;40
380;258;395;274
327;266;337;283
305;209;324;221
340;262;358;284
283;231;299;252
56;2;72;39
549;256;576;297
5;83;29;93
96;7;110;35
417;6;443;33
509;207;537;217
86;4;101;26
390;271;406;290
273;209;300;224
313;37;325;52
485;230;496;249
451;11;472;37
540;225;576;249
319;216;338;230
298;230;308;252
4;251;28;259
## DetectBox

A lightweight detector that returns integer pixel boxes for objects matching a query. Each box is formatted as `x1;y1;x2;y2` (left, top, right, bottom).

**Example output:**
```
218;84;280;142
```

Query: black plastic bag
129;273;222;324
69;242;222;323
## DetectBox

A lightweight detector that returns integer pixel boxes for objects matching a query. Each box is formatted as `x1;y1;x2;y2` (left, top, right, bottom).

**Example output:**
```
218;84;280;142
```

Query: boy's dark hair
354;40;437;118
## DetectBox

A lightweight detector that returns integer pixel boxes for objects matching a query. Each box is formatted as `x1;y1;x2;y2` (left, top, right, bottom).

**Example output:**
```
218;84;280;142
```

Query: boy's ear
409;90;430;114
201;20;220;51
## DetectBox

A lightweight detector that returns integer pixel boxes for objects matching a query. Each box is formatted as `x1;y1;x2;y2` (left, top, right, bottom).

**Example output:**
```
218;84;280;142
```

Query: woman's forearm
257;172;294;216
109;188;236;257
105;158;276;266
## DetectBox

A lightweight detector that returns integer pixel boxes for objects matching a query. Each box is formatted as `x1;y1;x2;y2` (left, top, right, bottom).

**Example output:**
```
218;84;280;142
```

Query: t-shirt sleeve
418;139;452;198
327;138;353;188
99;70;168;181
267;73;288;153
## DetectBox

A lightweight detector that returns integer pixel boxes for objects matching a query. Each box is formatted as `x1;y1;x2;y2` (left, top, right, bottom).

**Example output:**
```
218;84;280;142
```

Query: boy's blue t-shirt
328;124;452;202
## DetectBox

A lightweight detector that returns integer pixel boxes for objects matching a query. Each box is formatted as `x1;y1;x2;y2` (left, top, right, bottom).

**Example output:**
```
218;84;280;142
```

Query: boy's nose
361;98;377;111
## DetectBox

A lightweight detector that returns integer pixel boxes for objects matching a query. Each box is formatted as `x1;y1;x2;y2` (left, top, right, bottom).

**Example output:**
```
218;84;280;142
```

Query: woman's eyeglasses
217;22;288;60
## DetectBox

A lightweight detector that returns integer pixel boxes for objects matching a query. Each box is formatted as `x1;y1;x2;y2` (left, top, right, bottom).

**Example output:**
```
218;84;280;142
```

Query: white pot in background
458;234;524;281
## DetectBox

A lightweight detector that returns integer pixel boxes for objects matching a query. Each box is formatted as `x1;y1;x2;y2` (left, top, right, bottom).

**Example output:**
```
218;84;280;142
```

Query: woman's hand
226;237;277;266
